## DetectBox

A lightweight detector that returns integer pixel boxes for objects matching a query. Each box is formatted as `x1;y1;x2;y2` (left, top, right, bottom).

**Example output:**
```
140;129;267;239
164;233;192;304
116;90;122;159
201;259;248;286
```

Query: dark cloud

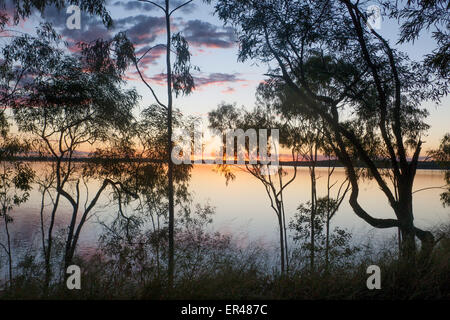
40;5;111;46
31;3;232;65
183;19;236;49
40;6;166;50
194;73;244;86
115;15;166;46
147;72;245;88
112;1;156;11
112;0;197;14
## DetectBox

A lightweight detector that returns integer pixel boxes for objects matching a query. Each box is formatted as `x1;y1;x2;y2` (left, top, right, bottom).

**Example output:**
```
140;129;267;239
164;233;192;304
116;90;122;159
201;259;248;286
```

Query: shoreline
5;157;450;170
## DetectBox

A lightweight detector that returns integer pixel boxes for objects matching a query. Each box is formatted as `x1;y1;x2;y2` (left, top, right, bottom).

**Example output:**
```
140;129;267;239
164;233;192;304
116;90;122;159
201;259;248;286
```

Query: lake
2;163;449;262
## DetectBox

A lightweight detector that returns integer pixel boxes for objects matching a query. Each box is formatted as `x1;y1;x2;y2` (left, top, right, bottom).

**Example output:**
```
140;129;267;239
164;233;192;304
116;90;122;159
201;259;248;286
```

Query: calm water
2;163;449;258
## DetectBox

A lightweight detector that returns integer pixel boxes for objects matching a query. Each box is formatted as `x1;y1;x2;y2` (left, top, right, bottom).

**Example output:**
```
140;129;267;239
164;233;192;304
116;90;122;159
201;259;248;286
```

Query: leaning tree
207;0;449;260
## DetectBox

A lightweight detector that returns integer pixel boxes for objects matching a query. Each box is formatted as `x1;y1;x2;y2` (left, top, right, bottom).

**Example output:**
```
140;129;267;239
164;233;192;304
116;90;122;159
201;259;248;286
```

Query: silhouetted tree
209;103;298;273
136;0;197;287
258;79;350;272
290;197;359;272
5;33;138;286
81;0;198;286
384;0;449;78
0;112;34;287
207;0;448;261
86;104;195;281
427;134;450;207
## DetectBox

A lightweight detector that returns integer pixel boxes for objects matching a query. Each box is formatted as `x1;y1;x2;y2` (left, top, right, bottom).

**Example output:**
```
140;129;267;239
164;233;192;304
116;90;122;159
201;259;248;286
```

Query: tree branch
169;0;194;16
139;0;166;13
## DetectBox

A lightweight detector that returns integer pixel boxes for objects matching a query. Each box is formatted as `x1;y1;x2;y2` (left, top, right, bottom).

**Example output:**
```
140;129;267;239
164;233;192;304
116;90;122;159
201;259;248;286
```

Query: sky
3;0;449;153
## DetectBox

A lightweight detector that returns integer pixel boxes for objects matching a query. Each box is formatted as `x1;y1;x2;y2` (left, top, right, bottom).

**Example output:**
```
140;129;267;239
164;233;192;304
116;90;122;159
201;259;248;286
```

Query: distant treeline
6;156;450;170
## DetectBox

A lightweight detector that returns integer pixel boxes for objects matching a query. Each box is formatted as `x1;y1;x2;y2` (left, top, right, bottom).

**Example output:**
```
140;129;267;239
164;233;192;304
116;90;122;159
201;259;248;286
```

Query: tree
290;197;359;272
81;0;198;286
427;134;450;207
384;0;449;78
207;0;448;260
209;102;299;273
0;1;113;117
0;112;34;287
87;104;195;281
135;0;197;287
258;79;350;272
6;33;138;286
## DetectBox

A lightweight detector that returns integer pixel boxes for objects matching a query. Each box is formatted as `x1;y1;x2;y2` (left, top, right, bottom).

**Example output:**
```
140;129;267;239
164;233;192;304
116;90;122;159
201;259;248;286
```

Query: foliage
384;0;449;78
290;198;360;272
205;0;447;258
0;0;112;29
428;133;450;207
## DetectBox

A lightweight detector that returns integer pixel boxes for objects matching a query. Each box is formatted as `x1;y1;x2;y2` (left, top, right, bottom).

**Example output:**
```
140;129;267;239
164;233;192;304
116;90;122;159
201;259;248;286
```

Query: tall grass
1;221;449;300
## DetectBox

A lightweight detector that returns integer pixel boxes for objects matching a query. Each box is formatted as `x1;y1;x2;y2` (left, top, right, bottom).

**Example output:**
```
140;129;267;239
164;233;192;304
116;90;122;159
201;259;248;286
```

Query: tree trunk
44;162;63;290
397;178;417;262
400;225;416;262
278;212;285;274
309;146;318;273
165;0;175;288
325;212;330;272
281;202;289;272
325;160;331;272
3;207;12;285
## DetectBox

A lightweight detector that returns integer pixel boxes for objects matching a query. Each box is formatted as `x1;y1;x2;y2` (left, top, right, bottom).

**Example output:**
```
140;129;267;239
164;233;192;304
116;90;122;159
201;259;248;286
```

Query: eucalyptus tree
209;102;299;273
1;1;113;115
290;197;358;273
6;32;139;285
427;134;450;207
265;79;350;271
86;104;195;281
207;0;448;260
0;112;34;287
135;0;197;286
81;0;198;285
258;80;350;271
322;153;350;270
384;0;449;78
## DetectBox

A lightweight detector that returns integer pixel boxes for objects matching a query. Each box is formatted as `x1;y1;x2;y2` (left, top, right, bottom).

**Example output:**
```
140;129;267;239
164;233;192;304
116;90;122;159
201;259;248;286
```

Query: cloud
182;19;236;49
135;45;166;65
40;5;111;47
115;15;166;46
37;4;231;54
144;72;246;89
221;87;235;94
194;73;245;87
112;1;156;12
40;6;167;50
113;0;198;14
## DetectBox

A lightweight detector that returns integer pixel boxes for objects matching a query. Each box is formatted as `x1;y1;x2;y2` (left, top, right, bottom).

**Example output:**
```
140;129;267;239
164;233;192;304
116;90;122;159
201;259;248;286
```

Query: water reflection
3;163;448;253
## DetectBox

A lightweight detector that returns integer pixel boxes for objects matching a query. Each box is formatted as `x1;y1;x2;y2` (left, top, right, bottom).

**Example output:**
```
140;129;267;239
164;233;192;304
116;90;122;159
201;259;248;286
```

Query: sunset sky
4;0;449;153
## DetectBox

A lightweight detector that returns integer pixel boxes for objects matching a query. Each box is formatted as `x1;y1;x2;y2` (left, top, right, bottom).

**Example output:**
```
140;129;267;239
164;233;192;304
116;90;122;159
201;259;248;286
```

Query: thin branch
134;59;167;110
169;0;194;16
138;0;166;13
137;44;167;63
412;185;448;194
